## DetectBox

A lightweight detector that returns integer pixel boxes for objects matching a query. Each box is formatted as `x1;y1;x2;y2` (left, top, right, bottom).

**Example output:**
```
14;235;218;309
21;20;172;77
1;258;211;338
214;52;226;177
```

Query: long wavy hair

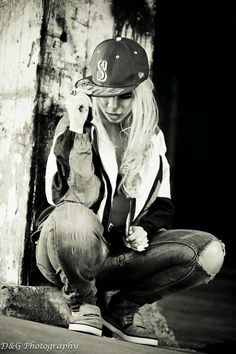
93;78;160;198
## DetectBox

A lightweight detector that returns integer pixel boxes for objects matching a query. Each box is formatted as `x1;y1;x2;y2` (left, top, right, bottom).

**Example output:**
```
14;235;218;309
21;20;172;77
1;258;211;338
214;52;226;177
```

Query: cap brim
75;76;138;97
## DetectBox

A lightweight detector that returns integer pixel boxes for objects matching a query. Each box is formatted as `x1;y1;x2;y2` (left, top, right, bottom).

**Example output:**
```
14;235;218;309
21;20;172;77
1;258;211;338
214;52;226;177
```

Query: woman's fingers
125;225;149;251
62;88;92;133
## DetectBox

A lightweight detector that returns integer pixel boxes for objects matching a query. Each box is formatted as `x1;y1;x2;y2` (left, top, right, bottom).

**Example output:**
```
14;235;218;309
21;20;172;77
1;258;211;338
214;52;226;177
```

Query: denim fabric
36;201;224;309
36;202;108;309
97;229;223;305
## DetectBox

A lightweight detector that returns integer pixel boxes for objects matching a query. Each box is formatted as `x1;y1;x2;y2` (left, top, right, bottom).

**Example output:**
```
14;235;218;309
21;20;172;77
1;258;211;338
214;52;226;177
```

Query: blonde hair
93;78;159;198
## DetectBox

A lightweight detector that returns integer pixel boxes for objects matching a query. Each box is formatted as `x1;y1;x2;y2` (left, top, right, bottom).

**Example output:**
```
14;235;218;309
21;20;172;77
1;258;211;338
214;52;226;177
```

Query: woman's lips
106;113;121;118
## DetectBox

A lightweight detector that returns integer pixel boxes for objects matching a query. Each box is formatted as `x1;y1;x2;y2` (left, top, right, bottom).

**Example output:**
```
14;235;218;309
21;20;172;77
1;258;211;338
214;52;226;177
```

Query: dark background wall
153;0;235;266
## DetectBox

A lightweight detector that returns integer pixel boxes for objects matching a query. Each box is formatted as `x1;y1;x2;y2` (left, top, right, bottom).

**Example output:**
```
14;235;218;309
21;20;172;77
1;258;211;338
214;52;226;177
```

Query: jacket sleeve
137;197;175;237
45;116;101;207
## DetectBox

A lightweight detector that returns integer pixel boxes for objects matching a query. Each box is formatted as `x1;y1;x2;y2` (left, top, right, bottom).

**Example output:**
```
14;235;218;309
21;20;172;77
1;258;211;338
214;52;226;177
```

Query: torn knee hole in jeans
197;240;226;281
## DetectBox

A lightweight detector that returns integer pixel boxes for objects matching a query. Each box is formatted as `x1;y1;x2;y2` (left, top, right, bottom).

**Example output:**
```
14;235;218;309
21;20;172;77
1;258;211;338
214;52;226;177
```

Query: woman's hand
123;226;149;252
64;89;92;134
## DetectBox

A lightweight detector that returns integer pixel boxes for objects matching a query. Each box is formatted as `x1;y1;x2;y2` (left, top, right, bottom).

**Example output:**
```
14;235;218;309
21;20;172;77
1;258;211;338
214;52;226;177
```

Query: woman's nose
107;96;118;109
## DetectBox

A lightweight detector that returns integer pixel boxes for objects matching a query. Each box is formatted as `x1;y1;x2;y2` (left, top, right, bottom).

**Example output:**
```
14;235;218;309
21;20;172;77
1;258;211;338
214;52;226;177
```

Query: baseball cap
75;37;149;97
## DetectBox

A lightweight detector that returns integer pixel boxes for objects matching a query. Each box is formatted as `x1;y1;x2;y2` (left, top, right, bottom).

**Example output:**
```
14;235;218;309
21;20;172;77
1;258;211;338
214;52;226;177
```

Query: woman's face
97;92;133;124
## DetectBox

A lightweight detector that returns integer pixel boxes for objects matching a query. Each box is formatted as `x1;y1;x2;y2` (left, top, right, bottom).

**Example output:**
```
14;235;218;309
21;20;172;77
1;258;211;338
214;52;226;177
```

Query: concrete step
0;315;199;354
0;284;177;347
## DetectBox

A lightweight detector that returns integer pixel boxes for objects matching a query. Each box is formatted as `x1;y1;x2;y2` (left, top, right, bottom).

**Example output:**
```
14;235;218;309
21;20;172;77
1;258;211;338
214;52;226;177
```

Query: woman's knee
43;202;108;264
198;238;225;276
42;202;105;256
53;202;103;238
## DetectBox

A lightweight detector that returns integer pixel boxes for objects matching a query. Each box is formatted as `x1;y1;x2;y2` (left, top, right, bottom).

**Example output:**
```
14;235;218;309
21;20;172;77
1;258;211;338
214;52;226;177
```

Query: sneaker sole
103;320;158;346
69;323;102;336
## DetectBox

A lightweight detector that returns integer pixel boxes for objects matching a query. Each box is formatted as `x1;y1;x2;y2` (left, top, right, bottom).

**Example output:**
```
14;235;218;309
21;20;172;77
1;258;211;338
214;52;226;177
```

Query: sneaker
69;304;103;336
103;298;158;346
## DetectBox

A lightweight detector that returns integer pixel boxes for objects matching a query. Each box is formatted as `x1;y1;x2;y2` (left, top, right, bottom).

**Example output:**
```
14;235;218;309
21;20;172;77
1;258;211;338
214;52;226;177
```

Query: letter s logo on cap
97;60;108;82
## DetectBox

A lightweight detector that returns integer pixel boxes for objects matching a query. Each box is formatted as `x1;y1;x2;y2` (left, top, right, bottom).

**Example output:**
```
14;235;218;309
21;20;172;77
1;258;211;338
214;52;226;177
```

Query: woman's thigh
36;201;108;285
96;229;220;290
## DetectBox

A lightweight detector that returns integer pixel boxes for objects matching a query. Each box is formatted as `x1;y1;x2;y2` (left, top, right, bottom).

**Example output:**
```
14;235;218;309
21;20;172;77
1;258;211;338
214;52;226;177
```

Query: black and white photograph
0;1;235;353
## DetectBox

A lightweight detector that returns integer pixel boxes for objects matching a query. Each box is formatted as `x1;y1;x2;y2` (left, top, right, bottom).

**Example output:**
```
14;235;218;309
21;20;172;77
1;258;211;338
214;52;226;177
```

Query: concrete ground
0;315;199;354
0;285;178;347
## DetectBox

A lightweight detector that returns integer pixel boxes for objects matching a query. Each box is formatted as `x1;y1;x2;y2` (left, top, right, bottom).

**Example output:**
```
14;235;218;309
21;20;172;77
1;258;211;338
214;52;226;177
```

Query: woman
35;37;225;347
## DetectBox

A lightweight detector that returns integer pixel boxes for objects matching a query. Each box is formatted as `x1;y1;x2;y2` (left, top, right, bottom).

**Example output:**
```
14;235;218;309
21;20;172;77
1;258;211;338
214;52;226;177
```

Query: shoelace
121;310;146;329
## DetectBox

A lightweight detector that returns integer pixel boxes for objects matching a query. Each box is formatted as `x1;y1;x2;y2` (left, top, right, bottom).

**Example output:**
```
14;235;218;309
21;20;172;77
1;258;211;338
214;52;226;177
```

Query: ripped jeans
36;202;225;310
